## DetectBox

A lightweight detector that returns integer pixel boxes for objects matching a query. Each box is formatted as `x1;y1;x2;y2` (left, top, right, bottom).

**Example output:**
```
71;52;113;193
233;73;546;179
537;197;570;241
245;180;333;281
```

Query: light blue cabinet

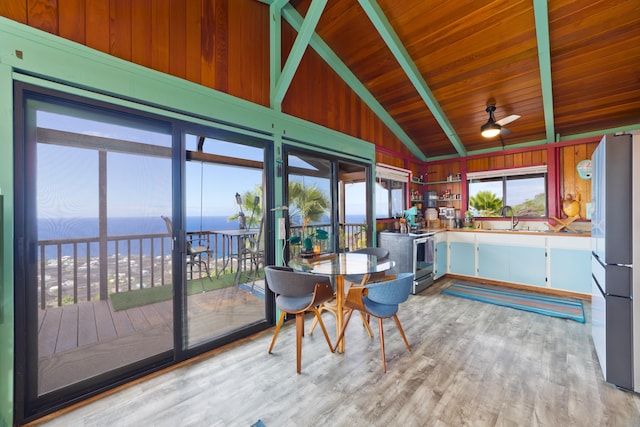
449;242;475;276
509;246;546;287
550;248;591;294
477;244;509;282
443;231;591;296
435;240;447;279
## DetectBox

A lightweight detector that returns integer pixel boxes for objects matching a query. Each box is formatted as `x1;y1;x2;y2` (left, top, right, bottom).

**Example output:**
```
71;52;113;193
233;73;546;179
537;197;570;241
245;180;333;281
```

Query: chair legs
269;309;333;374
268;311;286;354
393;314;412;353
334;310;410;373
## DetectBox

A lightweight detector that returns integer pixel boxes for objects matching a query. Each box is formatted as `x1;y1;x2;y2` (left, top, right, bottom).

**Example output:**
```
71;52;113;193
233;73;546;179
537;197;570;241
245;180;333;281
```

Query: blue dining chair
264;266;335;374
333;272;413;372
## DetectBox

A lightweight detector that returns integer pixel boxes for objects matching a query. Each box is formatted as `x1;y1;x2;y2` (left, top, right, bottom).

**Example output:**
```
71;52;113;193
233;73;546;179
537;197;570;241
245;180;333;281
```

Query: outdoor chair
333;272;413;373
235;218;264;290
309;247;390;337
264;266;335;374
161;215;213;282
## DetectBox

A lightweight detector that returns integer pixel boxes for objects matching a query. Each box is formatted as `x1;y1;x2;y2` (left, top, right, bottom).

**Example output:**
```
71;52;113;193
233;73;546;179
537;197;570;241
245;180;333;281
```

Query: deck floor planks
55;304;79;353
77;302;98;347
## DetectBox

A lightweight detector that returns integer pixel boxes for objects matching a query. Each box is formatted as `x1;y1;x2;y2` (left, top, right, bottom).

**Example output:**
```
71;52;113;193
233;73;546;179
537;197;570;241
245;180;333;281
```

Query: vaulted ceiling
267;0;640;161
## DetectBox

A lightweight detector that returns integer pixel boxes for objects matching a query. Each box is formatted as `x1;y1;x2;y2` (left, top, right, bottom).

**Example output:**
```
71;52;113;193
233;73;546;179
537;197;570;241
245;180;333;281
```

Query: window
467;166;547;218
375;164;409;219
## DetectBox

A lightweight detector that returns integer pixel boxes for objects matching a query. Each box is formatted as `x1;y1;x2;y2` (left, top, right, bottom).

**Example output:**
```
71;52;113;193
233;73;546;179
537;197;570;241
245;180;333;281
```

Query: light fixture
480;105;501;138
481;122;501;138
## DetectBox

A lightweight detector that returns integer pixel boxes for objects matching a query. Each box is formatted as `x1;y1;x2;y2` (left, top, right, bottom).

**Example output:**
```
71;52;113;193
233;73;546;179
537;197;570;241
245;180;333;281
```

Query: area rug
442;282;585;323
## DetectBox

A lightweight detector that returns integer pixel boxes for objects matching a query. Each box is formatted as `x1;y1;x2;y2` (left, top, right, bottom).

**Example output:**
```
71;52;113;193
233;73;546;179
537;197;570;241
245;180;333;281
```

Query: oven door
412;235;434;293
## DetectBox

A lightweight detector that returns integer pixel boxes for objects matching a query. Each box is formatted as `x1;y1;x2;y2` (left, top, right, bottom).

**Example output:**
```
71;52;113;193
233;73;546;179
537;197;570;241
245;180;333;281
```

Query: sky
35;108;367;223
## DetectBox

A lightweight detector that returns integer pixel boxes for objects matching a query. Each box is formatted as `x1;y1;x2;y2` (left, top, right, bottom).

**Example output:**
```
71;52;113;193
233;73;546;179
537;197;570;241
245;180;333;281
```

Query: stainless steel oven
412;232;435;294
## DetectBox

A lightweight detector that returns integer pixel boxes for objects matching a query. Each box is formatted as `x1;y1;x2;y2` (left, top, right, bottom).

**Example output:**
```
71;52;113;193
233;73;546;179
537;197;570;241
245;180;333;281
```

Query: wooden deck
37;283;265;394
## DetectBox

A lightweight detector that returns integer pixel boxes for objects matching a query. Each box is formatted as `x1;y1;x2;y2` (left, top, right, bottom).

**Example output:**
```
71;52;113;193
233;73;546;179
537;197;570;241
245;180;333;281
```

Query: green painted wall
0;17;375;425
0;58;14;427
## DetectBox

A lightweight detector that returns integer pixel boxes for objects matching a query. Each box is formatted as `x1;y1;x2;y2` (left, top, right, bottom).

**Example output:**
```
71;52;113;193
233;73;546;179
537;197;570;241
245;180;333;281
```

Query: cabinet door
478;244;509;282
435;240;447;279
449;242;475;277
509;246;547;287
550;248;591;293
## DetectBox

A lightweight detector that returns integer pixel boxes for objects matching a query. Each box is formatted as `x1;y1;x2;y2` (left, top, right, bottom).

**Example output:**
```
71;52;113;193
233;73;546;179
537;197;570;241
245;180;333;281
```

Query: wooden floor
31;278;640;427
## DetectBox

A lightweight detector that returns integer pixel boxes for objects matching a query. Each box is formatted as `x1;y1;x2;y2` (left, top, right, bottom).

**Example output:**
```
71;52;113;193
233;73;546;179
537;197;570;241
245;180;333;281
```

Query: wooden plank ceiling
281;0;640;160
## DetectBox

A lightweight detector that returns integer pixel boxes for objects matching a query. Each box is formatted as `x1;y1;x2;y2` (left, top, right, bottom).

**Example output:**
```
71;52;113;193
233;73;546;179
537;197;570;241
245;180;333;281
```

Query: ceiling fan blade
500;127;512;136
495;114;520;126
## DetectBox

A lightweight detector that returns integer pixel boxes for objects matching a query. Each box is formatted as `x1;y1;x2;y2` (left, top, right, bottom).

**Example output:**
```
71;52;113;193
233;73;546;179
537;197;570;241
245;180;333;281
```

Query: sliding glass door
14;86;272;421
284;147;371;259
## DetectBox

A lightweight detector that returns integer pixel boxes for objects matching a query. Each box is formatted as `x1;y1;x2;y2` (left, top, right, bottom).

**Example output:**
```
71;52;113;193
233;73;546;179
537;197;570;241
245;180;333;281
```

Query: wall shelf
425;179;461;185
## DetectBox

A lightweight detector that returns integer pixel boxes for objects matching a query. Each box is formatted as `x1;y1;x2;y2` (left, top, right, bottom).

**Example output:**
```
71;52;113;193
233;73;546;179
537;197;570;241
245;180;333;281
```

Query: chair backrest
264;266;332;297
161;215;173;234
365;272;413;305
352;247;389;260
248;218;264;252
162;215;203;255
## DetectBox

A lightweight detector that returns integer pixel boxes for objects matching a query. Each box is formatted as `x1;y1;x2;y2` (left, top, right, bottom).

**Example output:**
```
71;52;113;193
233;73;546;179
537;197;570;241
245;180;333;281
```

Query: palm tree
287;181;329;225
469;190;503;217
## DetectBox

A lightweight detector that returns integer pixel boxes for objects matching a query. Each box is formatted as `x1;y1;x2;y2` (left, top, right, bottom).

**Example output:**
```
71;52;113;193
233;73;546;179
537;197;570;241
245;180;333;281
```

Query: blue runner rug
442;282;585;323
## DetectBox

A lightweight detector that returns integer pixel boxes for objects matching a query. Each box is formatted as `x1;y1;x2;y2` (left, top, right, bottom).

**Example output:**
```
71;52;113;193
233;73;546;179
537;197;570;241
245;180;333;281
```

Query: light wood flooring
31;278;640;427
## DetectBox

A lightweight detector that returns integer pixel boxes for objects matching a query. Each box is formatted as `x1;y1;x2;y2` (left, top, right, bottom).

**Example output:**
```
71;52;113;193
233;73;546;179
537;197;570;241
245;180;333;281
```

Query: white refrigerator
591;132;640;391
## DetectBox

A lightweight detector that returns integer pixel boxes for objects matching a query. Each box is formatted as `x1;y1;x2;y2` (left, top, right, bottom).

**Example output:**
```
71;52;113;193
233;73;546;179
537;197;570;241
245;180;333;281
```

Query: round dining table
289;252;395;352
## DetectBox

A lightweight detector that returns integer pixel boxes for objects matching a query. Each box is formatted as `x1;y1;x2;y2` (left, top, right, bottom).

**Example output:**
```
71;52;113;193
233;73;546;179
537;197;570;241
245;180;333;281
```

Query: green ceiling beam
358;0;467;157
282;4;427;161
533;0;555;143
272;0;328;109
269;1;288;110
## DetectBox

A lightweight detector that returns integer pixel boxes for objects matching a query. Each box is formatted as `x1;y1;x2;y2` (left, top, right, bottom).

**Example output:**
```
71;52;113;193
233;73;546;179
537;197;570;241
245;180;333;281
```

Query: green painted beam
269;2;283;110
281;5;427;161
533;0;555;143
557;123;640;141
358;0;467;157
273;0;328;108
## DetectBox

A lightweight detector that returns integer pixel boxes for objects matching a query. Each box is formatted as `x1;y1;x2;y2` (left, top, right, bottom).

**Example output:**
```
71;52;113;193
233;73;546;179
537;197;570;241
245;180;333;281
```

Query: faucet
501;205;519;230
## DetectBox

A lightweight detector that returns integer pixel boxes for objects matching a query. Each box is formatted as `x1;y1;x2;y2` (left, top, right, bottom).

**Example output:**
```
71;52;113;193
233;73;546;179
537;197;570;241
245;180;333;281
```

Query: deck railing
36;223;366;308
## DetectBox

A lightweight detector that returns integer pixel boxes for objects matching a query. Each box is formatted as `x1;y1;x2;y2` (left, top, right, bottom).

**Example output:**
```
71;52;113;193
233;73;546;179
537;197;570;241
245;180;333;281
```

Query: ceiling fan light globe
481;123;501;138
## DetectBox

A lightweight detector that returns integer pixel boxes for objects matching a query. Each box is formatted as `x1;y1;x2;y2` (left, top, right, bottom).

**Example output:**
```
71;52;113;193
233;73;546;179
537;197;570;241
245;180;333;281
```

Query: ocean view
38;216;243;260
37;215;365;260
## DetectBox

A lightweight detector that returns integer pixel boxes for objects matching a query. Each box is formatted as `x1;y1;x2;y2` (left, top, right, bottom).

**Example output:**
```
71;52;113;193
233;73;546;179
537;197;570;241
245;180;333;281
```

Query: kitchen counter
410;227;590;237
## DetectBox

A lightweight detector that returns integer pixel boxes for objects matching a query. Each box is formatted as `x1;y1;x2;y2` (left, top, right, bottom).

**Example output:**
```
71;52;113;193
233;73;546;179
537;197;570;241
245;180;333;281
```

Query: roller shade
376;163;411;182
466;165;547;180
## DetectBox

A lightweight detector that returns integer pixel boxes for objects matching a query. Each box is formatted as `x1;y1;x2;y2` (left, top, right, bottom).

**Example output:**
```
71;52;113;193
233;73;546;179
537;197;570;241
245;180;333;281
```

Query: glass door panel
183;135;267;348
286;153;332;258
339;161;370;250
25;96;173;397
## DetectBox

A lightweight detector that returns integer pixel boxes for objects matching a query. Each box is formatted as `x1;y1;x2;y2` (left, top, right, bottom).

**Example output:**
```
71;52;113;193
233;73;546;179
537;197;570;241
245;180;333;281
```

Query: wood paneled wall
559;141;598;219
0;0;409;155
467;149;547;173
1;0;271;107
418;141;598;220
281;21;408;153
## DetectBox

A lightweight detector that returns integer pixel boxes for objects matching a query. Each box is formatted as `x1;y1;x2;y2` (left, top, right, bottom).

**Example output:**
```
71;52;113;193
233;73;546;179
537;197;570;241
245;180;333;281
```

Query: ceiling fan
480;105;520;138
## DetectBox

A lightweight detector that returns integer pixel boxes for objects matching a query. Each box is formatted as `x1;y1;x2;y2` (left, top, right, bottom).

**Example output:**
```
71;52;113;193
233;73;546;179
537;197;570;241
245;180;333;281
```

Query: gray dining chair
264;266;335;374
